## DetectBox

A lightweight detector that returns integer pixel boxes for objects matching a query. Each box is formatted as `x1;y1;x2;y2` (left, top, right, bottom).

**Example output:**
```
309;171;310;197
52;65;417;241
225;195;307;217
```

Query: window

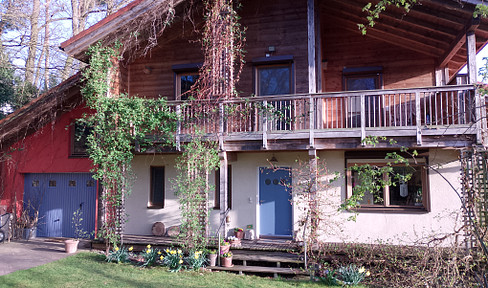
176;72;199;100
346;154;429;211
172;63;201;100
214;165;232;210
149;166;165;209
253;56;294;130
70;122;91;158
343;67;383;127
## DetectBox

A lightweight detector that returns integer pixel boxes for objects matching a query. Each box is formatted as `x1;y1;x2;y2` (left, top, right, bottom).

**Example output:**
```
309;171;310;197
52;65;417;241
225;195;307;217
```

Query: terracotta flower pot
208;253;217;266
221;256;233;267
234;230;244;239
64;239;79;253
220;244;230;254
229;239;241;247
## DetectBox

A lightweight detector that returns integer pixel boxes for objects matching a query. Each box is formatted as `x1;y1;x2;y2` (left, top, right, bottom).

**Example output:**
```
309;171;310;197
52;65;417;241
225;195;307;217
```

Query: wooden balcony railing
169;84;486;148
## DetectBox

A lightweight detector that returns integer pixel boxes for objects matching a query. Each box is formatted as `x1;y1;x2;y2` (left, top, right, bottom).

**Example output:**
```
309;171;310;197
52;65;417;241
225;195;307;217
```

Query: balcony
168;85;486;151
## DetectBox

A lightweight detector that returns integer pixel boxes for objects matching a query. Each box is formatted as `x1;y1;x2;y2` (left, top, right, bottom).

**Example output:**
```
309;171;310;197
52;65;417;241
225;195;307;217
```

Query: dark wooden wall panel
127;0;309;99
321;13;436;92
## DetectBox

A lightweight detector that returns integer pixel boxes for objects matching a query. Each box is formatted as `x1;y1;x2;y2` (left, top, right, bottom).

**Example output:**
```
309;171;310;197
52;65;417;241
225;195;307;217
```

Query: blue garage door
24;173;96;238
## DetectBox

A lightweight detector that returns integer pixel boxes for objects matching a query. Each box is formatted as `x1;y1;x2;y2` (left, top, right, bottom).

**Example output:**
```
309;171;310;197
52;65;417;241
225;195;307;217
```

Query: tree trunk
25;0;41;84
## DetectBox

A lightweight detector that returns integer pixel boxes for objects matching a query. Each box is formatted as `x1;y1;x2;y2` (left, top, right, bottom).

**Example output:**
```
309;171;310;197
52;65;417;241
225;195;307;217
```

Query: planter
208;253;217;267
220;244;230;254
234;230;244;239
229;239;241;247
23;227;36;240
221;256;233;267
64;239;80;253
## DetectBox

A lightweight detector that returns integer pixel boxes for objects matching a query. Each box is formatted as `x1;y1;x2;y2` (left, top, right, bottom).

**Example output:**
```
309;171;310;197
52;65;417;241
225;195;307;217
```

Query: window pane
259;66;291;96
72;122;91;157
346;76;377;91
151;167;165;206
389;166;423;206
352;170;384;205
180;74;199;100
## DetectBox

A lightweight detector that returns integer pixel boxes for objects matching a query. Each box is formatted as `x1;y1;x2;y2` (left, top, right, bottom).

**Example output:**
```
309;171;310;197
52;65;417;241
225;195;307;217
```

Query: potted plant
228;235;241;247
220;238;230;254
207;249;217;267
234;227;244;239
65;208;89;253
221;251;233;267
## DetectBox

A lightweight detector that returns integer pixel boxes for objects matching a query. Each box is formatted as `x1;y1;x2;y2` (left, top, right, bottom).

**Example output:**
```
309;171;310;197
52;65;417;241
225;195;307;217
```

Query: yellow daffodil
147;244;151;249
114;247;119;251
195;254;199;259
366;271;371;277
170;250;176;255
147;249;152;254
128;246;133;251
179;259;183;264
177;249;182;254
160;256;164;260
358;267;365;274
158;251;162;255
165;249;169;253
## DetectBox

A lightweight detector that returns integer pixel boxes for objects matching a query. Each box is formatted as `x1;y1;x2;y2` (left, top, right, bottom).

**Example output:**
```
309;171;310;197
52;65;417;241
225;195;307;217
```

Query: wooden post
263;100;268;149
415;91;422;145
307;0;316;94
360;94;366;145
219;103;224;150
176;104;181;151
466;31;477;85
309;96;315;148
219;151;228;236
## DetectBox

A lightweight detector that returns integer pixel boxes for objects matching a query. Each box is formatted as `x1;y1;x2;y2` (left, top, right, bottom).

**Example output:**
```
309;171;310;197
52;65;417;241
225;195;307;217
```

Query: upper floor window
172;63;201;100
214;165;232;210
253;55;294;96
343;66;382;91
346;153;429;212
70;121;91;158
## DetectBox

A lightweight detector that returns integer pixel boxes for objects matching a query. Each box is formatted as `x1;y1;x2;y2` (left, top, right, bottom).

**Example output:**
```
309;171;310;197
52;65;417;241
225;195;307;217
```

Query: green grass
0;252;355;288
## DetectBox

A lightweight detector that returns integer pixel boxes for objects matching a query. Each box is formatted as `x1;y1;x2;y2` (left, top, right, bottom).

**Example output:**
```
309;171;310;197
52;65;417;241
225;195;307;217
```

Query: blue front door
24;173;97;238
259;167;292;237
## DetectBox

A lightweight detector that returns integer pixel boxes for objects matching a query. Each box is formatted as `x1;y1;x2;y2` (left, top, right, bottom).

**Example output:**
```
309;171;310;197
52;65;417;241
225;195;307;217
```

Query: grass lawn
0;252;365;288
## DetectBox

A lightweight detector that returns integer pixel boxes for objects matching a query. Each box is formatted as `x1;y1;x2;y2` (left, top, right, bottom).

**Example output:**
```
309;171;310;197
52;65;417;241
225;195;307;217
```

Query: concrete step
232;250;303;264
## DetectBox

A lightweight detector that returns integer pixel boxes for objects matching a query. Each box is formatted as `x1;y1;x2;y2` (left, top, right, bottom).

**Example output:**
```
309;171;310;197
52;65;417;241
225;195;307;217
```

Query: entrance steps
208;249;308;278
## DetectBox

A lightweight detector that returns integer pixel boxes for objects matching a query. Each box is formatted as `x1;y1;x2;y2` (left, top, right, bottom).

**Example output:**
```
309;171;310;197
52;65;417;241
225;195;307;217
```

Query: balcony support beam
176;104;181;151
307;0;316;94
309;96;315;148
466;30;477;84
219;151;229;235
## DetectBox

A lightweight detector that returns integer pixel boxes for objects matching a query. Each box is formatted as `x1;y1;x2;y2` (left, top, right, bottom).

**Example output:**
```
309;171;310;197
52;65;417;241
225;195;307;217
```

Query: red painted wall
0;105;93;214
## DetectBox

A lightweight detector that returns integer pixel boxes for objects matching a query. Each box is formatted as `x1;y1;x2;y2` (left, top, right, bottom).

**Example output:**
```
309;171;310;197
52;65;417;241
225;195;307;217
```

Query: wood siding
321;5;436;92
127;0;309;99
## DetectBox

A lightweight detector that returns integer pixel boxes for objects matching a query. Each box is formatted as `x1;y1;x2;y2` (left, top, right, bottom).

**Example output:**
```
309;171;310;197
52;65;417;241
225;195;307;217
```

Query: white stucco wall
125;149;463;245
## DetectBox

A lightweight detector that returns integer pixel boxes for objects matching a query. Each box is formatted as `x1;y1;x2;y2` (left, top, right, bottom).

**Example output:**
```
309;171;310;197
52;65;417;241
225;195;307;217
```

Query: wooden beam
219;151;228;236
326;12;441;57
467;30;477;83
326;0;451;49
307;0;316;94
438;17;479;68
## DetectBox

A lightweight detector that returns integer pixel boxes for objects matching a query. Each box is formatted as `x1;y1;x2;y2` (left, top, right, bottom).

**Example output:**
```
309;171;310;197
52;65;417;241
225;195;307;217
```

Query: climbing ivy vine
81;42;177;251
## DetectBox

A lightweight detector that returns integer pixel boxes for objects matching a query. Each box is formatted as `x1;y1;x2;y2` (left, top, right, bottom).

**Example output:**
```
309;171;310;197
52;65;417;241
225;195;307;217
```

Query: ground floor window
346;154;429;211
148;166;165;209
214;165;232;210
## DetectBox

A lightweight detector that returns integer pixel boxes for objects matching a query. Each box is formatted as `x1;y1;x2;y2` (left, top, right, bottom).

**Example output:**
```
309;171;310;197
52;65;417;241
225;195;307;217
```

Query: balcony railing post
176;104;181;151
415;91;422;145
360;94;366;145
219;102;224;150
309;95;314;148
263;100;268;149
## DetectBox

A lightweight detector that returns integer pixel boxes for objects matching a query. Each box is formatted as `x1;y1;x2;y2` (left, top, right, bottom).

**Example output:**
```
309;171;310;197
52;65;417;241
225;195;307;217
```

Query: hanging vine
81;42;177;251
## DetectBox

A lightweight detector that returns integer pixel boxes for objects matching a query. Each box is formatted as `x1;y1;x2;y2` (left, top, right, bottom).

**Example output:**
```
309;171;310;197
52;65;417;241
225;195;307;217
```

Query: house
1;0;487;244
